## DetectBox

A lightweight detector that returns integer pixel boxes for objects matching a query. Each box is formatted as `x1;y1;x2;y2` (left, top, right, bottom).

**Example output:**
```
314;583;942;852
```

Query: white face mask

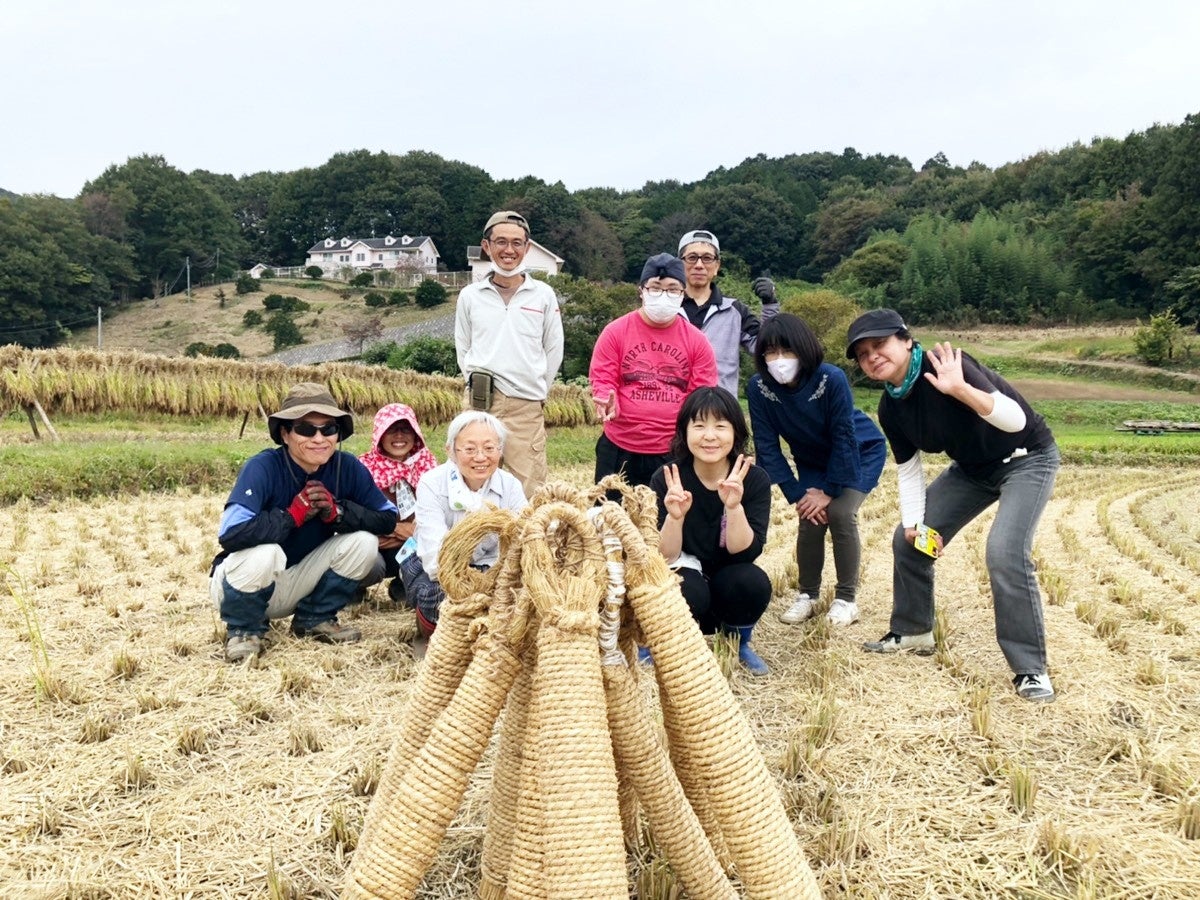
492;259;524;278
767;358;800;384
642;292;682;325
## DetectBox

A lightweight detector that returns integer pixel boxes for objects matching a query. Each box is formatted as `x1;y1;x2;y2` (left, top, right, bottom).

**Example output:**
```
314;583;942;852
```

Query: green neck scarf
885;342;923;400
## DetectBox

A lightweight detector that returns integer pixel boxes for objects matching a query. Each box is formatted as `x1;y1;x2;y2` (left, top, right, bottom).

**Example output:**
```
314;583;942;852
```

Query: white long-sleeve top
454;275;563;401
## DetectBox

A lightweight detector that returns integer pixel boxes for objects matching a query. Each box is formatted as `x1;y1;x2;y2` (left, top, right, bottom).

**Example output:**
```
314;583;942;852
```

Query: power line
0;315;98;337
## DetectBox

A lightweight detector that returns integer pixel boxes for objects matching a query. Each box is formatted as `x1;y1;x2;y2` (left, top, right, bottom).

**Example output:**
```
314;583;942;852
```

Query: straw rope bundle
0;344;592;427
344;481;820;899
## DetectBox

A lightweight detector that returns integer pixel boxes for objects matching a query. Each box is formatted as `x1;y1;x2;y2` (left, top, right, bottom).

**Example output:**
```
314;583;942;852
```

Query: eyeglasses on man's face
642;288;685;301
486;238;527;251
290;421;340;438
682;253;718;265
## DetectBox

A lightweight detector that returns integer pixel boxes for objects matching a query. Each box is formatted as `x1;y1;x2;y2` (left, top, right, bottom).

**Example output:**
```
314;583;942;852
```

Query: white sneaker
780;593;816;624
826;598;859;626
1013;673;1055;702
863;631;935;655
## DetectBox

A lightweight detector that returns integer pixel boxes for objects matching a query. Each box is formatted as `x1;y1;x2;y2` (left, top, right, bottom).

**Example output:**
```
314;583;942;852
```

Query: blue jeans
890;445;1060;675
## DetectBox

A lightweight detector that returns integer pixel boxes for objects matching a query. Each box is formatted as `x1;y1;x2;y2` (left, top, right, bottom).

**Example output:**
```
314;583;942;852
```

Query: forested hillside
3;112;1199;348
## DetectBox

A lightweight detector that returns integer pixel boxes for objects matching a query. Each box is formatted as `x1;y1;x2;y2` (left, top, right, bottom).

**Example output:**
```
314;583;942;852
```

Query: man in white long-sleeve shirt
454;210;563;495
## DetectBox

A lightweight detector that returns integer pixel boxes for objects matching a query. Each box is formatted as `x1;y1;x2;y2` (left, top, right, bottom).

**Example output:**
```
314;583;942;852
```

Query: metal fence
248;267;472;289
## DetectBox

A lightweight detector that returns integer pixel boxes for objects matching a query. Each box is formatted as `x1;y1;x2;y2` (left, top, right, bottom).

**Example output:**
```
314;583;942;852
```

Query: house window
323;253;331;260
340;254;349;262
376;253;383;261
356;253;365;262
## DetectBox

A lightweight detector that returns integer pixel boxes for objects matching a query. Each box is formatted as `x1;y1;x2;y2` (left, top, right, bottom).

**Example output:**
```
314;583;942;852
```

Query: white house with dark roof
466;239;565;282
305;235;441;276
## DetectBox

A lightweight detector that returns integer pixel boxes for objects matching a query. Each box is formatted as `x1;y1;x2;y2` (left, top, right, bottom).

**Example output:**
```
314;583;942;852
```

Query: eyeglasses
487;238;527;251
643;288;685;301
455;443;501;457
290;421;340;437
682;253;718;265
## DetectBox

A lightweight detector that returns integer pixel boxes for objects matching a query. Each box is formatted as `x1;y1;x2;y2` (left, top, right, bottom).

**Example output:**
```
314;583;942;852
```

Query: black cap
846;308;907;358
639;252;686;285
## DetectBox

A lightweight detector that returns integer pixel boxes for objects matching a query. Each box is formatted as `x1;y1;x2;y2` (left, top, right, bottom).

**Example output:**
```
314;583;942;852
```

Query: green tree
414;279;448;308
264;312;303;350
550;274;635;381
1133;310;1182;365
689;182;805;276
1163;266;1200;329
0;196;134;347
305;265;324;279
80;154;246;297
388;336;458;375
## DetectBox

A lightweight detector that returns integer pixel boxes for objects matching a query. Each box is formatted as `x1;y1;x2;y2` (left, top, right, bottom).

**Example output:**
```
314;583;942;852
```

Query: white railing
247;268;472;289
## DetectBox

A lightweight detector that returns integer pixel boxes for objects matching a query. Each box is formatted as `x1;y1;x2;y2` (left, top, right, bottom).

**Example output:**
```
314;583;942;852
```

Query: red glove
287;490;314;527
305;480;339;524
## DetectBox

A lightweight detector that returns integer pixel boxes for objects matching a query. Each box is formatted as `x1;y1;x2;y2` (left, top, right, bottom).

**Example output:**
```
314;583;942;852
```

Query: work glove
751;277;777;303
304;480;339;523
287;490;317;527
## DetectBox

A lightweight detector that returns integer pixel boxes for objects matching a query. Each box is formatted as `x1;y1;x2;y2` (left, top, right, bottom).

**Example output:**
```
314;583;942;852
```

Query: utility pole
186;256;191;299
97;306;103;349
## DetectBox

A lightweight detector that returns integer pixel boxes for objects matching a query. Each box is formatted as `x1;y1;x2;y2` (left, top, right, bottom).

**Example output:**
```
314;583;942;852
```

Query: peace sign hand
662;463;693;521
923;341;968;396
717;454;751;511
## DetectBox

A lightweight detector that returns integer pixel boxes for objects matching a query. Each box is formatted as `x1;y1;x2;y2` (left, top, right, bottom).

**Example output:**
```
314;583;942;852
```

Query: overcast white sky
5;0;1198;198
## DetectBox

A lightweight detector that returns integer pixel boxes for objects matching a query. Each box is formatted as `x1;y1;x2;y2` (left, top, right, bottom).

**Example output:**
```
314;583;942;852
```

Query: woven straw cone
617;762;639;852
479;636;537;899
625;549;822;900
351;507;519;885
603;661;737;899
502;637;545;900
344;509;527;899
518;502;626;899
343;603;527;898
658;669;733;873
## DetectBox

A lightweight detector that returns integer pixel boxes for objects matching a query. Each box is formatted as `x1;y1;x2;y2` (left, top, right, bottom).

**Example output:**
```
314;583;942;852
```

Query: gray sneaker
291;620;362;644
1013;673;1056;702
225;633;262;663
862;630;935;655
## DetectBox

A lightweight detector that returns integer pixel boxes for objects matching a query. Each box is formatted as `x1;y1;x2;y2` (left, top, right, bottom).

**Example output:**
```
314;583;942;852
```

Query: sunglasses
289;421;340;437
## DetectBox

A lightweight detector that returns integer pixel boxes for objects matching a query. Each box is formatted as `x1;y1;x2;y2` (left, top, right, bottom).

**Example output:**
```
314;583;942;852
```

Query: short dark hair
754;313;825;383
669;387;749;464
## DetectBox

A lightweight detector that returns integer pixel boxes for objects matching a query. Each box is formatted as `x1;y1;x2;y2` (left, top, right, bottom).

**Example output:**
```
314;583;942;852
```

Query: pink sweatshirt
589;311;718;454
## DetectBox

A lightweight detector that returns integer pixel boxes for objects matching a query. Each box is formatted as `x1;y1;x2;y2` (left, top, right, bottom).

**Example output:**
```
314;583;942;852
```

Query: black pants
594;432;671;495
677;564;772;633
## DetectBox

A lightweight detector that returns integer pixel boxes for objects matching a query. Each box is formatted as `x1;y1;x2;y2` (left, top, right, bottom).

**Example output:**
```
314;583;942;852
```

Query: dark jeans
594;432;671;494
677;564;772;633
399;552;445;625
891;445;1060;674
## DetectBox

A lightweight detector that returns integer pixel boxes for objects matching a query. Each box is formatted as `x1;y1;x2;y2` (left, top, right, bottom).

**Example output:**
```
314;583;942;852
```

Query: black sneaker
291;620;362;644
387;577;410;606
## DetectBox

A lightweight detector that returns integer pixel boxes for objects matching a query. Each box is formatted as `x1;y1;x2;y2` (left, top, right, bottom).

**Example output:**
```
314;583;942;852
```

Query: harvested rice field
2;462;1199;898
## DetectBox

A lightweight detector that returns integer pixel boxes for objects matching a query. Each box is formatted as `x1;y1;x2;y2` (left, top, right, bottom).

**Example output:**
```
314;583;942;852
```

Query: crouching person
402;410;527;638
210;383;399;662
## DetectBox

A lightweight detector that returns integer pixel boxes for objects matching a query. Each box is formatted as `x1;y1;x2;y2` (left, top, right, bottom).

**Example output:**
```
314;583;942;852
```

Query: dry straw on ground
2;463;1199;898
